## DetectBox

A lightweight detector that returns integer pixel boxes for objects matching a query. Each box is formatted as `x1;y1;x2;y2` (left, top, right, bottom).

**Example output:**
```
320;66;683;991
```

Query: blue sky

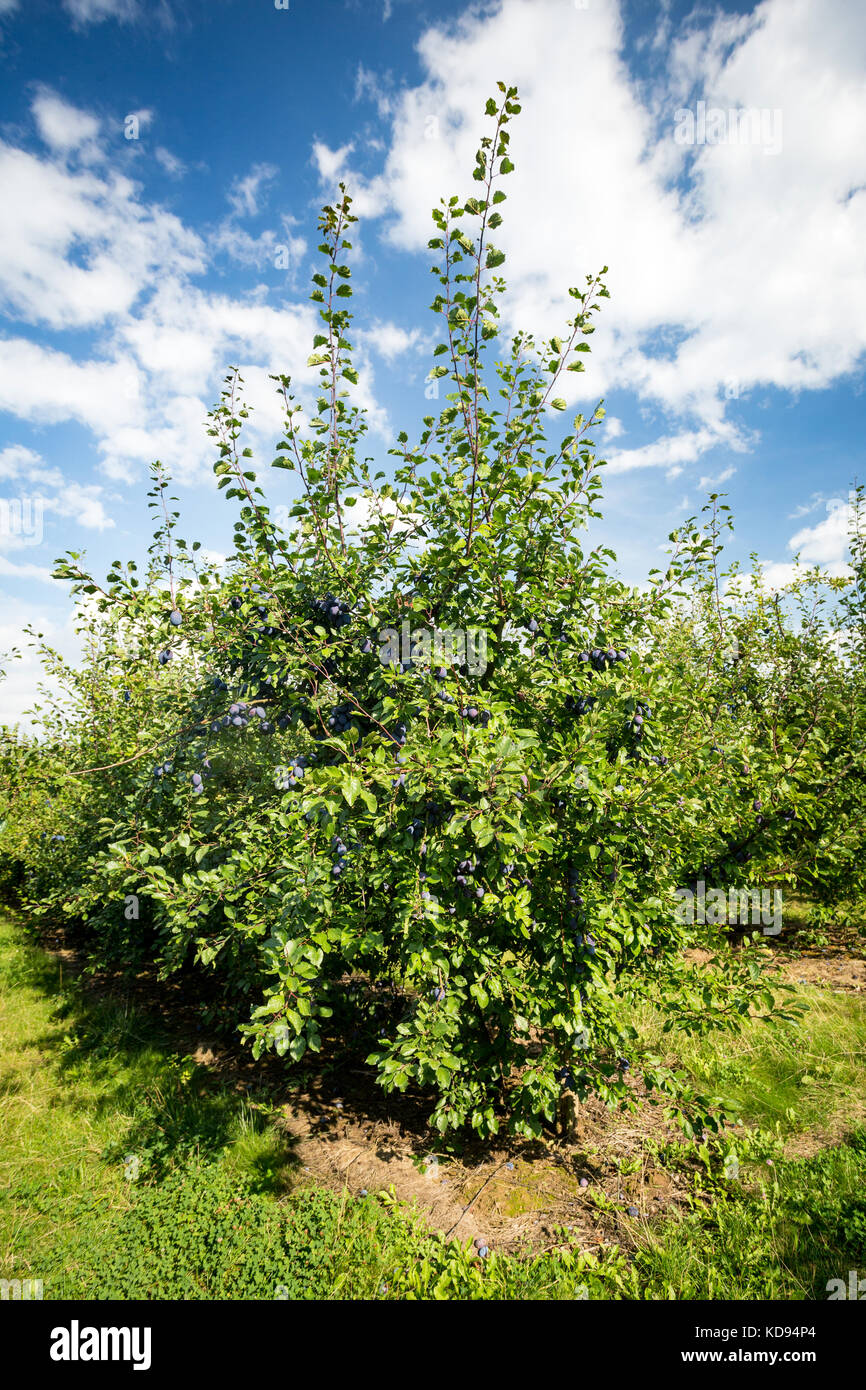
0;0;864;724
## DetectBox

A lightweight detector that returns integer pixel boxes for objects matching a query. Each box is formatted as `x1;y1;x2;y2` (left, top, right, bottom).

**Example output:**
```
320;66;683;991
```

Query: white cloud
198;548;227;569
50;482;115;531
0;134;205;329
228;162;278;218
0;92;367;485
334;0;866;465
0;0;20;15
697;466;736;490
0;601;84;732
312;140;356;186
0;556;58;583
605;426;737;475
213;167;308;276
0;444;43;480
355;65;396;120
62;0;140;23
724;494;858;598
0;338;146;435
347;490;422;537
211;221;306;273
359;320;426;363
788;492;827;520
789;496;854;565
32;91;101;152
155;146;186;179
0;445;115;552
726;557;851;597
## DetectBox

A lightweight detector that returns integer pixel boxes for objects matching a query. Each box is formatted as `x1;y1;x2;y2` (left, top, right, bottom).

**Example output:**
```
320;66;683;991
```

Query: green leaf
342;775;362;808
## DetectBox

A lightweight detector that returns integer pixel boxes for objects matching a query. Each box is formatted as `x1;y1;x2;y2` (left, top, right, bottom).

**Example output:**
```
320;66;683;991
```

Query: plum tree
1;87;863;1142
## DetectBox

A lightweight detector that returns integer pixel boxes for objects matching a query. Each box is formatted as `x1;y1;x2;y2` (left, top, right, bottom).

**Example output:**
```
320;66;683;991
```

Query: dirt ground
269;1079;693;1255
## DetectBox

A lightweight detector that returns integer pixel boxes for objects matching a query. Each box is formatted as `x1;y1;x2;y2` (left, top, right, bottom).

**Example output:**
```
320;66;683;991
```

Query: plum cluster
501;860;532;893
229;583;273;611
627;700;651;736
410;800;450;842
313;594;352;629
282;755;309;789
386;720;408;750
579;647;628;671
207;702;275;734
461;705;491;726
567;868;584;910
326;701;360;737
539;633;572;656
331;834;352;878
564;693;595;718
564;866;597;960
191;754;213;795
455;858;485;901
226;588;283;653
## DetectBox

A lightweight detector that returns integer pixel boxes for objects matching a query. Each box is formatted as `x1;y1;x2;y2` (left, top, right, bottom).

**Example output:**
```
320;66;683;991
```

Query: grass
631;1134;866;1299
631;985;866;1137
2;910;865;1300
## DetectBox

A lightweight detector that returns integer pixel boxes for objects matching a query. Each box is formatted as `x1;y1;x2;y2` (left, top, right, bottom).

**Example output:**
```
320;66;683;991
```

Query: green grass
631;1134;866;1299
630;983;866;1136
2;911;865;1301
